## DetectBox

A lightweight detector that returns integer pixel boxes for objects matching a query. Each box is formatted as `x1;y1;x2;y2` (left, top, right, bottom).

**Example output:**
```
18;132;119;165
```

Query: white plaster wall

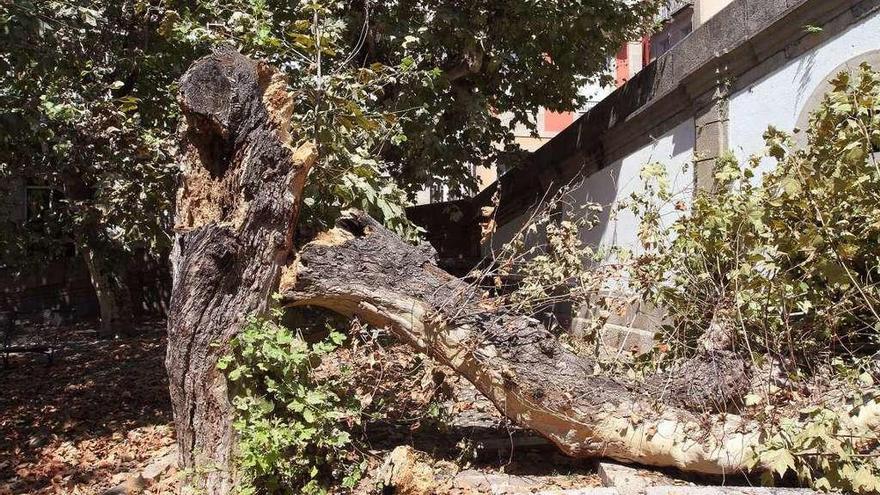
568;118;695;254
485;119;694;259
729;13;880;170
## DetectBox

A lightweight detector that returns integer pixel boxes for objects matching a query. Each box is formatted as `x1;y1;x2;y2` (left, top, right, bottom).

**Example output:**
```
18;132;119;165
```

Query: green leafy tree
0;0;658;333
160;0;659;228
0;1;193;334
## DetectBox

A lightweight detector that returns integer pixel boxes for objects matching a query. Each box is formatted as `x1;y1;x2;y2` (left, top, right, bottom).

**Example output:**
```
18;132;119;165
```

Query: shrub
630;63;880;363
487;65;880;493
218;316;364;495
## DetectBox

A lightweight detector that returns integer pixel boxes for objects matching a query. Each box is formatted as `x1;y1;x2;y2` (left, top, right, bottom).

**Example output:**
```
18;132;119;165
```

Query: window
429;184;448;203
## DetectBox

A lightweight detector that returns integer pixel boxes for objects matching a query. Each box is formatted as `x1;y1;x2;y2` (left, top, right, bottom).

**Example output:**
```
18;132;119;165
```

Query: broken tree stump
166;51;315;493
166;52;880;495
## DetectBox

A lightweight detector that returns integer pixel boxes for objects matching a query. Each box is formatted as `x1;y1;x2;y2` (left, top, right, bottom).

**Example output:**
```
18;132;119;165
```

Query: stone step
597;462;819;495
598;462;691;495
535;489;621;495
452;470;615;494
645;488;818;495
597;324;657;356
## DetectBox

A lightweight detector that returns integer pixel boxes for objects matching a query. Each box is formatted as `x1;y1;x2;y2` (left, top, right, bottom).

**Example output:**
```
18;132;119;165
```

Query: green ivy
218;316;364;494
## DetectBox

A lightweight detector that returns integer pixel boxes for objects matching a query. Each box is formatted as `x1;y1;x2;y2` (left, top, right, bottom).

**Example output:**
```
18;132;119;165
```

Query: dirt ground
0;320;604;494
0;320;177;494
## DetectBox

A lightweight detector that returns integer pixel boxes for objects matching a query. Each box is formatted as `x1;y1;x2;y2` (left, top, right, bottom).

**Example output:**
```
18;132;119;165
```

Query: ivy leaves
220;316;362;495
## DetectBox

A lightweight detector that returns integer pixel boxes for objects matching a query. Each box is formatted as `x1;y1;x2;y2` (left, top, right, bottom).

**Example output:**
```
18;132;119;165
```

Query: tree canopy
0;0;657;329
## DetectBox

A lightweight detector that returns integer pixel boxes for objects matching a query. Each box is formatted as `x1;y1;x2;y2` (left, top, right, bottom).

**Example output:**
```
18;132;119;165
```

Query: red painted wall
615;44;629;86
541;38;651;135
544;110;574;133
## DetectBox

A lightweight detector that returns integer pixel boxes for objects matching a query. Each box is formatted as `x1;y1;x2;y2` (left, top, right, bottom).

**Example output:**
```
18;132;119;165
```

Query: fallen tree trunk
279;212;761;474
281;212;880;476
167;52;880;494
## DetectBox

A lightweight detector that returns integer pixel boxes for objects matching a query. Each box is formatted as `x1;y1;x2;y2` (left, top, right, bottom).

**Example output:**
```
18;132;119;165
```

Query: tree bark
166;51;316;494
75;231;133;338
80;242;123;337
280;211;880;476
167;52;880;492
64;173;134;337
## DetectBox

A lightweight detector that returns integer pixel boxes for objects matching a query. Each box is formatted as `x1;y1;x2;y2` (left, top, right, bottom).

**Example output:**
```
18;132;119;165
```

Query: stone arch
794;49;880;144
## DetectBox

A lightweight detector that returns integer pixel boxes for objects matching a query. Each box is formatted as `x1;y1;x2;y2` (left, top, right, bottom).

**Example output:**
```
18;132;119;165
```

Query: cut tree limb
279;212;759;474
280;212;880;477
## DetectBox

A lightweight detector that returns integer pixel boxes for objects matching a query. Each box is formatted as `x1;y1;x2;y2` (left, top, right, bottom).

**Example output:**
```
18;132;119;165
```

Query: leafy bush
748;383;880;493
630;63;880;362
504;206;603;311
487;65;880;493
218;316;364;495
620;63;880;493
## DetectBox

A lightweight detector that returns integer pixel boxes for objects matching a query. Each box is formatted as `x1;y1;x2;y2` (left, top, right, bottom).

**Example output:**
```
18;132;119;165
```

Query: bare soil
0;320;177;494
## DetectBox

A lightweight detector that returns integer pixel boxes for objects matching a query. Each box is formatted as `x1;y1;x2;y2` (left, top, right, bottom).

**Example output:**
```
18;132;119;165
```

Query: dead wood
166;50;315;494
166;52;880;494
280;211;762;474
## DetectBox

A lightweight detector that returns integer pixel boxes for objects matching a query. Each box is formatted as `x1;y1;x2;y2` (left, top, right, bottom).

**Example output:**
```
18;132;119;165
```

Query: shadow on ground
0;320;174;494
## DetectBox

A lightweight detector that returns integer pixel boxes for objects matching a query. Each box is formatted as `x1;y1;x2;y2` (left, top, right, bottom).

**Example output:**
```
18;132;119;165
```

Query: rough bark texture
166;51;315;494
280;212;880;476
167;53;880;492
79;241;131;337
64;172;134;338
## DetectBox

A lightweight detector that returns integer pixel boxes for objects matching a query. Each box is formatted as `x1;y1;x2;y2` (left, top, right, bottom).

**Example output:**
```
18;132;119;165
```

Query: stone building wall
418;0;880;338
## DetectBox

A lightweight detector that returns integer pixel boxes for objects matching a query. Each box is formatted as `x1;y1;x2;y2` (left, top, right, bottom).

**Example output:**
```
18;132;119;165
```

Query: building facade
411;0;880;335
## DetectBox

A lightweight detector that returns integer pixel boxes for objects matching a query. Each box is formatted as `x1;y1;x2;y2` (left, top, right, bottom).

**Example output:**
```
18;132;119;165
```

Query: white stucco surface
569;118;695;253
729;13;880;169
490;10;880;258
